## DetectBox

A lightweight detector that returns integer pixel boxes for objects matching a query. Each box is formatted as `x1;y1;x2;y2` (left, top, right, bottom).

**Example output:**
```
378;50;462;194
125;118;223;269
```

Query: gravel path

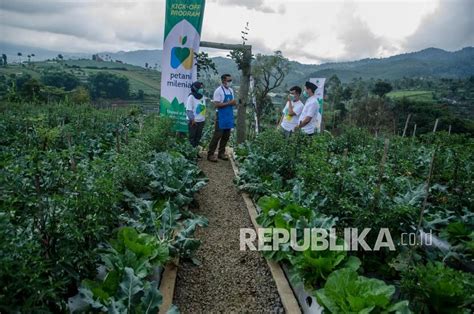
174;155;284;313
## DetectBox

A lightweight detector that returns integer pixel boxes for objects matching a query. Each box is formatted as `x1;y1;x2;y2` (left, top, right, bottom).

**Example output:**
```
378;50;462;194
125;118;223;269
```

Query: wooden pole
413;124;417;137
448;125;452;135
339;148;349;193
402;114;411;137
411;148;436;258
125;126;129;145
200;41;251;50
377;138;390;188
116;129;121;153
373;138;389;209
432;118;439;133
238;48;251;143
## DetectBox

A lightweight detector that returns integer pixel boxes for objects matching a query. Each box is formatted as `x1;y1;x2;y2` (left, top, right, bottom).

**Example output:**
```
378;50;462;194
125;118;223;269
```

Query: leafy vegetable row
234;128;473;313
1;103;207;312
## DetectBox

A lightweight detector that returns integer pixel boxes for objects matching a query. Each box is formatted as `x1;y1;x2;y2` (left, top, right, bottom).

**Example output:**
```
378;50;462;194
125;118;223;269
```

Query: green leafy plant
316;268;411;313
70;267;162;313
400;262;474;313
103;227;169;276
69;227;169;312
1;102;207;312
290;249;361;291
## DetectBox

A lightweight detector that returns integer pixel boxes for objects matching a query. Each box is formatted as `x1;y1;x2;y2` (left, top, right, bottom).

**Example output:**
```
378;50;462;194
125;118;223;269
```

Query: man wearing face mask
278;86;304;137
296;81;320;135
186;81;206;155
207;74;236;162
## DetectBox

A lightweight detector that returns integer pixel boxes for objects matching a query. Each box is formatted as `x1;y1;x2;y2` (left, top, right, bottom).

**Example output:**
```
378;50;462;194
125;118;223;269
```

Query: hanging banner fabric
160;0;206;132
309;77;326;132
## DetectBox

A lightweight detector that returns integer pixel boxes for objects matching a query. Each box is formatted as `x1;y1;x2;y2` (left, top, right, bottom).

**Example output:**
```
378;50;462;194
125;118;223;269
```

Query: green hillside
0;59;161;110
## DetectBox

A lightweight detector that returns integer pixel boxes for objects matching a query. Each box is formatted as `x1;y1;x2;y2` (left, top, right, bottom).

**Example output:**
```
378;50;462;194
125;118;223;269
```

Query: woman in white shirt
186;81;206;151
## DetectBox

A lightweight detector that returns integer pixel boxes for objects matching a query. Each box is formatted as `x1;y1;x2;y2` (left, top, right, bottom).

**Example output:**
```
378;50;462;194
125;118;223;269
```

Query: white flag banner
310;77;325;132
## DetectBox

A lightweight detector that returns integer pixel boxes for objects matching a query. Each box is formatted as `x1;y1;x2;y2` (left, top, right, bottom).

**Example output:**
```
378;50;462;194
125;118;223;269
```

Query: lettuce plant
316;268;411;313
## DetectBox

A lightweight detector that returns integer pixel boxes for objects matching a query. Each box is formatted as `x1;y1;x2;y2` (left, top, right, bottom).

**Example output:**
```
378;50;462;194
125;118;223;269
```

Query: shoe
207;155;218;162
218;154;229;161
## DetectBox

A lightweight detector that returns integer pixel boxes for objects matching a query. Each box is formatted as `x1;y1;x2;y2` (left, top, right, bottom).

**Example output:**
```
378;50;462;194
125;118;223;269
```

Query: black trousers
188;121;205;148
207;118;231;157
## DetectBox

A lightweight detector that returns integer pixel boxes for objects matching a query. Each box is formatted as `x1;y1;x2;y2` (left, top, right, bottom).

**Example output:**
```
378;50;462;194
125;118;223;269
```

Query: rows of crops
235;128;473;313
0;103;207;312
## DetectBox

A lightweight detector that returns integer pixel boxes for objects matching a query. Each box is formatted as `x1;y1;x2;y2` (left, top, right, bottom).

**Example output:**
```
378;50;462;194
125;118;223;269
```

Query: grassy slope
387;90;435;103
0;60;161;97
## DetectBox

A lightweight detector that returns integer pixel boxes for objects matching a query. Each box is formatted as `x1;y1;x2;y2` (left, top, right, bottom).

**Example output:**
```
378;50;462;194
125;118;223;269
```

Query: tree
228;21;253;143
57;54;64;62
137;89;145;100
41;71;80;91
372;81;393;97
88;72;130;99
342;86;353;101
13;73;33;91
327;75;344;129
2;54;7;67
352;96;394;135
252;50;290;131
17;52;22;64
19;78;43;101
194;51;217;79
70;86;91;104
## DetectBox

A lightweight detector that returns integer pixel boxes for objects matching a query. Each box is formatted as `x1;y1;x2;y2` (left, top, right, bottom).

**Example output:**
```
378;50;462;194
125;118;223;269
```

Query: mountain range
1;42;473;84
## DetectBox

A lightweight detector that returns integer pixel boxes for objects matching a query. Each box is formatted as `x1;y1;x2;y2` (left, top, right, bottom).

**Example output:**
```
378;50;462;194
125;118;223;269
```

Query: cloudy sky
0;0;472;63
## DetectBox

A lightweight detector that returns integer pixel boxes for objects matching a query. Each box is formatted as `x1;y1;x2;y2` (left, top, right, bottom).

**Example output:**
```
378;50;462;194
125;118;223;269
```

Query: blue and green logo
171;36;193;69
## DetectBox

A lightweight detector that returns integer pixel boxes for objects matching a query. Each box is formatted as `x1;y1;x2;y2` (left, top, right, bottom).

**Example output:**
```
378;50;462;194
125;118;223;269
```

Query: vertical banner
160;0;206;132
310;77;325;132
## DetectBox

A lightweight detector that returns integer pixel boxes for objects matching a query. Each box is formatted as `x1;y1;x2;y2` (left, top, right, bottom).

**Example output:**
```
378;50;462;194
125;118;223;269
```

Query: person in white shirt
278;86;304;137
297;81;320;135
186;81;206;153
207;74;236;162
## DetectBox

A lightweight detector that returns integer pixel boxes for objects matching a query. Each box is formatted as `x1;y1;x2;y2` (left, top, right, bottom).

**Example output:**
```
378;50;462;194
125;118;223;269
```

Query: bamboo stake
432;118;439;133
402;114;411;137
377;138;390;188
373;138;390;210
411;148;437;259
66;134;77;171
339;148;349;193
116;129;121;153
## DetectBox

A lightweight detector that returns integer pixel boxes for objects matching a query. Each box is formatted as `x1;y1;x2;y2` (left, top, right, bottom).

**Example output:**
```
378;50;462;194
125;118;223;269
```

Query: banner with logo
310;77;325;132
160;0;206;132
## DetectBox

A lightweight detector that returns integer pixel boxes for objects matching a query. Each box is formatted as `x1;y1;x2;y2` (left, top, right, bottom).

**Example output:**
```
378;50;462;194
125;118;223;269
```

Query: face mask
302;90;308;98
289;94;296;101
226;81;232;87
197;88;204;95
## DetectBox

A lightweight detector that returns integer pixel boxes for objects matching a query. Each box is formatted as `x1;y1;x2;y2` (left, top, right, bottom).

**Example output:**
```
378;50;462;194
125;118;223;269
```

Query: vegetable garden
0;103;207;312
1;101;473;313
235;128;473;313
